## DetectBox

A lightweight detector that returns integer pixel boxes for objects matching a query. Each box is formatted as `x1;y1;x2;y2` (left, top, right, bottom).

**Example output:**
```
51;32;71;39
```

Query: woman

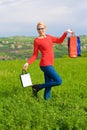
22;22;73;100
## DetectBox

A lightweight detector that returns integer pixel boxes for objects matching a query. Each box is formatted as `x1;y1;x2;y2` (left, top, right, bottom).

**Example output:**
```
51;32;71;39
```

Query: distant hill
0;35;87;60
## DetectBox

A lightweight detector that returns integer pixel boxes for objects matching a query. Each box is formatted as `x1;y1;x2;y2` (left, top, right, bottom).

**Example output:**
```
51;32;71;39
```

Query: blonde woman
23;22;73;100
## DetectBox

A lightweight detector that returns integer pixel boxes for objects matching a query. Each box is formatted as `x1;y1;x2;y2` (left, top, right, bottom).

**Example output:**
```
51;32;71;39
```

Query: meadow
0;57;87;130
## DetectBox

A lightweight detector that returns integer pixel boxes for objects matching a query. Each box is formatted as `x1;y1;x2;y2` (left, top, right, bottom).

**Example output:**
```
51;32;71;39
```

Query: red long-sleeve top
27;32;67;66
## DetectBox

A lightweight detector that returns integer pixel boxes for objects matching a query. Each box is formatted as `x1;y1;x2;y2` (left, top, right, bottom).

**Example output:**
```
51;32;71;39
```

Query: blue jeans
40;66;62;100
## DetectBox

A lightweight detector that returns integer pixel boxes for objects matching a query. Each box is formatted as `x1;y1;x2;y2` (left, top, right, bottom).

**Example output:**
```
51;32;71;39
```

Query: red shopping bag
68;36;77;58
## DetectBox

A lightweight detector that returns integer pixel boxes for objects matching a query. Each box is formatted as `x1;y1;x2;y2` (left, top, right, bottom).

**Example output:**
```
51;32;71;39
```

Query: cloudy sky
0;0;87;37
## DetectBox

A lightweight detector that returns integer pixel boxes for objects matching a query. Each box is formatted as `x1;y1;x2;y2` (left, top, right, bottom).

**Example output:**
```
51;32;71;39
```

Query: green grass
0;57;87;130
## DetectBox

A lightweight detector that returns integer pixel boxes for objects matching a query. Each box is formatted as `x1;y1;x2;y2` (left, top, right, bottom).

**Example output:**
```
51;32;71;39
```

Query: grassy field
0;57;87;130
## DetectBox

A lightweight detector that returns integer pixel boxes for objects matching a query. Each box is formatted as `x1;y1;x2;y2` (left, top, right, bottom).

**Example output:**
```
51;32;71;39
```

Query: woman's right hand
22;62;29;71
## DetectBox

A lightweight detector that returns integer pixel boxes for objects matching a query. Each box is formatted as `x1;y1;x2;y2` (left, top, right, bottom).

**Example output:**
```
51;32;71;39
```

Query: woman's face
37;24;46;36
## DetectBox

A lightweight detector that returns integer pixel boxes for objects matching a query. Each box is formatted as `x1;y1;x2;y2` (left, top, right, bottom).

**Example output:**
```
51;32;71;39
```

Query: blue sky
0;0;87;37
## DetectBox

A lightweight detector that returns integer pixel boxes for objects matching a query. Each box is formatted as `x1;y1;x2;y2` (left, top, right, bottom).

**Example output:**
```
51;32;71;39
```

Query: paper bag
20;71;32;87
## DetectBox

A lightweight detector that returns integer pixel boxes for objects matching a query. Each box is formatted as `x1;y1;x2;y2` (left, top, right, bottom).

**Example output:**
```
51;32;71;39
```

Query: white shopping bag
20;71;32;87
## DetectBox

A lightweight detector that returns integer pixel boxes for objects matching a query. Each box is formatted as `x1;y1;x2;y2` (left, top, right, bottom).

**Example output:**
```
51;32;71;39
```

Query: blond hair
37;22;46;29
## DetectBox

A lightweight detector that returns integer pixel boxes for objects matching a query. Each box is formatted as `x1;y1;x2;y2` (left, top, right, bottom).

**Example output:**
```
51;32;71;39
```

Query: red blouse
27;32;67;66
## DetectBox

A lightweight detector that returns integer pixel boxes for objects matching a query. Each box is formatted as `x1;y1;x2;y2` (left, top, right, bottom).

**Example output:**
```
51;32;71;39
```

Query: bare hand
66;29;74;35
22;63;29;71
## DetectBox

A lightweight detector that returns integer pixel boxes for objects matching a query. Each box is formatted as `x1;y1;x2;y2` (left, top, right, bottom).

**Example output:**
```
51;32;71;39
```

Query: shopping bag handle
22;70;27;74
70;32;75;36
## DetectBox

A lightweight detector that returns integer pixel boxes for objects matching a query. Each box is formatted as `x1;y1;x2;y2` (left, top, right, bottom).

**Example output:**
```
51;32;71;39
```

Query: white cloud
0;0;87;36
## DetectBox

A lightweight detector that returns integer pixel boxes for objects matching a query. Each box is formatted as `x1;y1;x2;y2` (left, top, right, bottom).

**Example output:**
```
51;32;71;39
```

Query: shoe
32;84;40;97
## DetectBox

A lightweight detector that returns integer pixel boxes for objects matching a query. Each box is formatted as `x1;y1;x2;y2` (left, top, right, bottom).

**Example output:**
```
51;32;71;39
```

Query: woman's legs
40;66;62;88
44;74;52;100
40;66;62;100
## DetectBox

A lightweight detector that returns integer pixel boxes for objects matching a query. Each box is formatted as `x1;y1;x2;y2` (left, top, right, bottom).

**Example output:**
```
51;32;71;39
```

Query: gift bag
20;70;32;87
77;36;81;56
68;36;77;58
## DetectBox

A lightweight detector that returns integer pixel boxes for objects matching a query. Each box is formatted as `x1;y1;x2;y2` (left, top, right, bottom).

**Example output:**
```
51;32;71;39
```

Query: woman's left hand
66;29;74;34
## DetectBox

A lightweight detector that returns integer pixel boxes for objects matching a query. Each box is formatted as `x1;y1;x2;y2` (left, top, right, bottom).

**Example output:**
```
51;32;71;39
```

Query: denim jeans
40;66;62;100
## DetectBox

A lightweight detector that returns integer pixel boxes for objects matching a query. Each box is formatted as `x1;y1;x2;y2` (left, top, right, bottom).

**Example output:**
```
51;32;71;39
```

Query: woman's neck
38;35;46;39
